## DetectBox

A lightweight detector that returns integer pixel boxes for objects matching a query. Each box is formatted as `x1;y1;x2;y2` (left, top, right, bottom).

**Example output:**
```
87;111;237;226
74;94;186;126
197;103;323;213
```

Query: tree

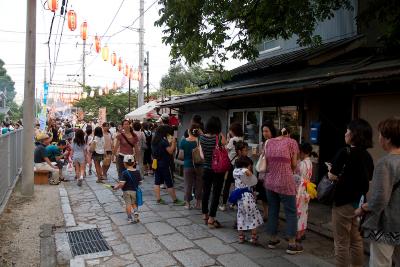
155;0;398;65
73;86;136;123
160;63;211;93
0;59;16;105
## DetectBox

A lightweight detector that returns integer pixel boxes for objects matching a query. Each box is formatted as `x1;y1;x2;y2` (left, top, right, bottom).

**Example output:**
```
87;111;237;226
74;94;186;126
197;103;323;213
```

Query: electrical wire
47;12;56;83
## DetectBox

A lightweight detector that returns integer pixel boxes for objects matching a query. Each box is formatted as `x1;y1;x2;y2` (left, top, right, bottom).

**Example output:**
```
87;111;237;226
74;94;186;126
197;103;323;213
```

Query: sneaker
173;199;185;206
219;204;227;211
286;243;304;255
127;215;133;223
157;198;167;205
268;239;281;249
77;179;83;187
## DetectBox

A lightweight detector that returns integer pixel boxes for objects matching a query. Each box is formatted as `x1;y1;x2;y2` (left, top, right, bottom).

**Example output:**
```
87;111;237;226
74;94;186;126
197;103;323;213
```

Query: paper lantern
67;10;77;31
111;52;117;66
89;90;94;97
104;86;109;94
118;57;123;71
82;92;87;99
80;21;88;41
129;67;134;80
124;64;129;77
98;88;103;96
48;0;57;12
101;46;109;61
112;81;117;90
94;35;101;53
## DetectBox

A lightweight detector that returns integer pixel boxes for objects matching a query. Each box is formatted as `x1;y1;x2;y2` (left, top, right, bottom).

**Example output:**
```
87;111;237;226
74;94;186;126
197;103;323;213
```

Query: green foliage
73;87;136;123
155;0;355;65
0;59;16;105
159;63;230;94
8;101;22;121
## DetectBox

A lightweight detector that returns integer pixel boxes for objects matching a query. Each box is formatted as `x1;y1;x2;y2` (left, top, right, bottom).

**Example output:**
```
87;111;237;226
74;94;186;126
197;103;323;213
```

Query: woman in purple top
264;127;301;255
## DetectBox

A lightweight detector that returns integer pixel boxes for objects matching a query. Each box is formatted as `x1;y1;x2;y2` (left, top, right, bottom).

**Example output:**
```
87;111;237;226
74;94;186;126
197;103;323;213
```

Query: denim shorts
154;166;174;188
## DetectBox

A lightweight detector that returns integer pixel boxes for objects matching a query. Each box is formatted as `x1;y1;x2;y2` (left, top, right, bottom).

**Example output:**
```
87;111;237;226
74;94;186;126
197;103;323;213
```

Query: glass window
279;106;300;141
262;108;279;130
229;111;244;126
244;111;260;144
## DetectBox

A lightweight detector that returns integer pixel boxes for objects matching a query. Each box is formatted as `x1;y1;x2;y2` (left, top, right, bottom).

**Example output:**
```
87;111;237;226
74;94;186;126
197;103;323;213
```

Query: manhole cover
67;228;110;256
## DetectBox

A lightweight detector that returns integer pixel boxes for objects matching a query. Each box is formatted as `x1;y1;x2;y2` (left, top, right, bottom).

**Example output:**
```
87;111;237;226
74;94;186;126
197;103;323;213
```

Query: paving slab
194;237;235;255
111;243;131;255
177;224;213;240
125;234;162;256
283;253;334;267
207;227;240;244
109;213;131;226
173;249;215;267
231;243;277;259
157;211;182;219
166;217;192;227
254;256;298;267
137;250;177;267
217;253;259;267
118;223;147;236
157;233;195;251
145;222;176;236
139;216;163;223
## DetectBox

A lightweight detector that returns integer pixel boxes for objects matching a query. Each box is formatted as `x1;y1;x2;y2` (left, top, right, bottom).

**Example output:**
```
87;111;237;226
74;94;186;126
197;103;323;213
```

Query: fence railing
0;129;23;209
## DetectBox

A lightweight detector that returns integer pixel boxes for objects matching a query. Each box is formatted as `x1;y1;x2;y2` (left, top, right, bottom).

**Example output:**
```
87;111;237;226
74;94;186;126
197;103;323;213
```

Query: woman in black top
199;116;226;228
328;119;374;267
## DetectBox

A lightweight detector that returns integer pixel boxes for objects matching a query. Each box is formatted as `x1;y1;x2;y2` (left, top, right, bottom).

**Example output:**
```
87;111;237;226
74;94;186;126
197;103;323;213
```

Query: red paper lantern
80;21;88;41
48;0;57;12
94;35;101;53
129;67;134;80
67;10;77;31
111;52;117;66
101;46;109;61
118;58;123;71
124;64;129;77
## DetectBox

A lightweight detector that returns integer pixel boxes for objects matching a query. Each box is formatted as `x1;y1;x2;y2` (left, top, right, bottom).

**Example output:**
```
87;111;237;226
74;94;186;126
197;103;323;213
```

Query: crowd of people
1;120;23;135
32;114;400;265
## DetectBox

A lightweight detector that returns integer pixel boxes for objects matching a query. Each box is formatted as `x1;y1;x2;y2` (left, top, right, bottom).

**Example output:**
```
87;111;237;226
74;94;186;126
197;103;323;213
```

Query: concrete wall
358;93;400;163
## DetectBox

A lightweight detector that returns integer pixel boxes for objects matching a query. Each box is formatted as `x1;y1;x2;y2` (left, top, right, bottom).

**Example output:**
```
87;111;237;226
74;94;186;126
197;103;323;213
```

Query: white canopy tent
125;101;159;121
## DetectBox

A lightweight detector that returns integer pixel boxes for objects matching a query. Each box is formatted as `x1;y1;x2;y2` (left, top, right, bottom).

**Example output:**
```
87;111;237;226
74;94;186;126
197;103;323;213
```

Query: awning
125;101;159;121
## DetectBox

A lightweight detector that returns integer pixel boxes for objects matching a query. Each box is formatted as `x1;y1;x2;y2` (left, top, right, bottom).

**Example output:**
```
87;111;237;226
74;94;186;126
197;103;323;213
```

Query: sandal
250;233;259;245
203;215;209;225
208;219;222;229
239;233;245;244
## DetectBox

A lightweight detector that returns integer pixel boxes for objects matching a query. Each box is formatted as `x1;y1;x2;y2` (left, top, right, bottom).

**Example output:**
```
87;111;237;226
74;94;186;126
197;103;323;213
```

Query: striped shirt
199;135;217;169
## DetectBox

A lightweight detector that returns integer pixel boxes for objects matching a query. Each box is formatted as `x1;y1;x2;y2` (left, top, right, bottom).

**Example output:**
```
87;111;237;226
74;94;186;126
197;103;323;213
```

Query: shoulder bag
256;140;268;173
192;138;204;166
123;170;143;206
89;139;96;153
211;135;231;173
317;147;350;205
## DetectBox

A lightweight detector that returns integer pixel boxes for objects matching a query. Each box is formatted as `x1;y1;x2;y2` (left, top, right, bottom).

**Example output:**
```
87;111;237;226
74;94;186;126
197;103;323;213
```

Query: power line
0;28;112;37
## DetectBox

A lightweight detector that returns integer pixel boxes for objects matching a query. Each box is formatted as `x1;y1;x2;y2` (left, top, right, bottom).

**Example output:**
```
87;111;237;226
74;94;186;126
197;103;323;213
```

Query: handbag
317;147;350;205
211;135;231;173
255;140;268;173
192;139;204;165
103;153;112;166
124;170;144;206
316;175;337;205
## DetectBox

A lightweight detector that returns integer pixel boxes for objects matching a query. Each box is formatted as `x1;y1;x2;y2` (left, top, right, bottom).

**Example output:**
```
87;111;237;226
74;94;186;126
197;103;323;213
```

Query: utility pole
138;0;145;107
82;40;86;88
128;78;131;113
22;0;36;196
145;51;149;103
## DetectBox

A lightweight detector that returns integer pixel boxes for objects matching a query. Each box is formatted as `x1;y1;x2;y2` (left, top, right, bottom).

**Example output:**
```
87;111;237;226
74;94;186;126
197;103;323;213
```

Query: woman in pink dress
264;127;302;255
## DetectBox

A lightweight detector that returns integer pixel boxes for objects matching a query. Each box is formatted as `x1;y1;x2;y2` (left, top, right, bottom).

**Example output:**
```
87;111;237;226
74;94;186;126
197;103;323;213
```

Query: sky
0;0;244;106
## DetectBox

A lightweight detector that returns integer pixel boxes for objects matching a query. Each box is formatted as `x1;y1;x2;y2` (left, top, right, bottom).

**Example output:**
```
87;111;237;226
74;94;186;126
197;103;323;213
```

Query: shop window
229;111;244;126
244;111;260;144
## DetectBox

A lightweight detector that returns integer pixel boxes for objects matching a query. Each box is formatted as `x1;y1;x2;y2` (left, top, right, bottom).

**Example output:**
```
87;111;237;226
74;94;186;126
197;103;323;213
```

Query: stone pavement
57;165;336;267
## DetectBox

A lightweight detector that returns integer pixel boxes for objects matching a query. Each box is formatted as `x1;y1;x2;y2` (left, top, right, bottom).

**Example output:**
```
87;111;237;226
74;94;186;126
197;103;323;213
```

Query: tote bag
255;140;268;173
192;139;204;165
211;135;231;173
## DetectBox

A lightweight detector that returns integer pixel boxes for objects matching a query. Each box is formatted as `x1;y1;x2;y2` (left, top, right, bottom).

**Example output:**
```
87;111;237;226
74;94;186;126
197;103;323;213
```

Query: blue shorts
154;167;174;188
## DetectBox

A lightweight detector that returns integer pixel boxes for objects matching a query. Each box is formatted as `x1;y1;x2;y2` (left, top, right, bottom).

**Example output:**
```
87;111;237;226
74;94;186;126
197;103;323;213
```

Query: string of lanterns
47;0;142;100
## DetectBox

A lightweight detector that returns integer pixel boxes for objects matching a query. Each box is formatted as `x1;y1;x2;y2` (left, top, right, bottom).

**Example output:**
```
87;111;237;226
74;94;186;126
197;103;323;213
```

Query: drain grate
67;228;110;256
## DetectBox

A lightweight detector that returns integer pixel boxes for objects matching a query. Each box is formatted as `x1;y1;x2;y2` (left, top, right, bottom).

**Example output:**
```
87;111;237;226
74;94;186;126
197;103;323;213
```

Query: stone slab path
58;165;335;267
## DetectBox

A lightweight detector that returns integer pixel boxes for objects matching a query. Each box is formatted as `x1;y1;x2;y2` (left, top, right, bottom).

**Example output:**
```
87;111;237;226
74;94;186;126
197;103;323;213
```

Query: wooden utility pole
138;0;145;107
22;0;36;196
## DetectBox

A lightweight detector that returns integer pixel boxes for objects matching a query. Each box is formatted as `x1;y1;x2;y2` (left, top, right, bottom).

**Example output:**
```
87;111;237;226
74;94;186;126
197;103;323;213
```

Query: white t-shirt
226;136;243;162
94;136;105;154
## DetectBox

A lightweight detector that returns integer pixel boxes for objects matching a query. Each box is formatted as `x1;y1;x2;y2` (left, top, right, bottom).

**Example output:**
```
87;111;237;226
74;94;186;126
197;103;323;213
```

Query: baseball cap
36;132;51;141
123;155;135;163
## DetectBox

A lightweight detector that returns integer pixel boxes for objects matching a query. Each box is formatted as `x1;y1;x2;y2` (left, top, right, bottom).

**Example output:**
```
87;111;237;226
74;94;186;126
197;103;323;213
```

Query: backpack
211;135;231;173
